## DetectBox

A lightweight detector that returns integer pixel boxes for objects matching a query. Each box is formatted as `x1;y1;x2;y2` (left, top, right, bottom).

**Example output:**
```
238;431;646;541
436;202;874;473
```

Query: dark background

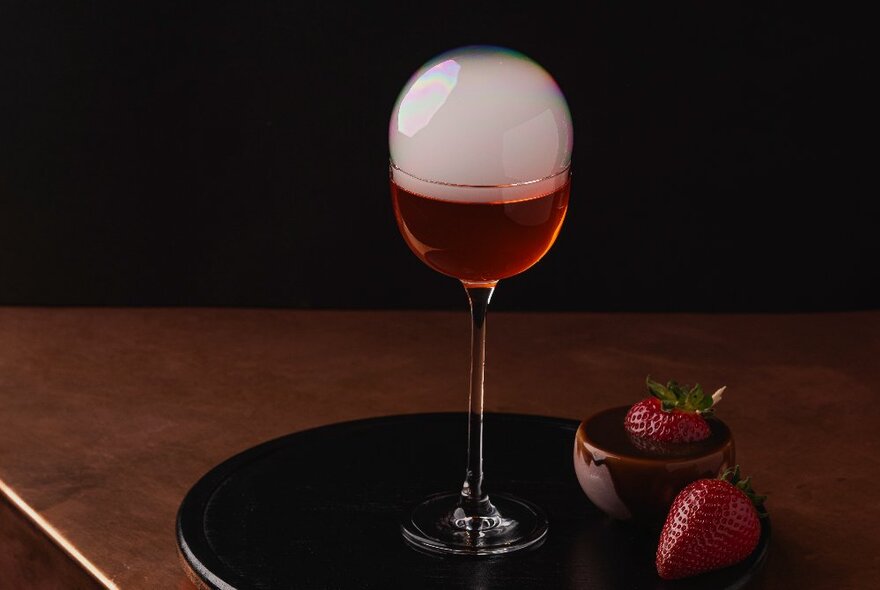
0;2;874;311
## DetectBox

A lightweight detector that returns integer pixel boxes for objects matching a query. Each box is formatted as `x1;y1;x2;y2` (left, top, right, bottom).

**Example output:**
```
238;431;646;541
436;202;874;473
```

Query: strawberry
624;377;725;443
656;466;767;579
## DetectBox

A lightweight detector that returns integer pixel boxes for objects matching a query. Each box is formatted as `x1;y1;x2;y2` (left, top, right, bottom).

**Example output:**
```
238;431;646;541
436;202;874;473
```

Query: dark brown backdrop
0;2;874;311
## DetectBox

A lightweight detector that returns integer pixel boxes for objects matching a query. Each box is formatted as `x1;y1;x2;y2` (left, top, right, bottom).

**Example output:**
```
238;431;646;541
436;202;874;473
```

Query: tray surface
177;413;769;589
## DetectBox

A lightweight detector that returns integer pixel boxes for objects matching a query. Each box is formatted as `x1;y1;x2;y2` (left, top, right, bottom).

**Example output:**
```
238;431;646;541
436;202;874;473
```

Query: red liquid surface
391;180;570;282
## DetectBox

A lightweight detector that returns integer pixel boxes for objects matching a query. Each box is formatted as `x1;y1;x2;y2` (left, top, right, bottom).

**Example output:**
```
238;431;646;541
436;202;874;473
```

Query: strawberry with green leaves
624;377;725;443
656;466;767;579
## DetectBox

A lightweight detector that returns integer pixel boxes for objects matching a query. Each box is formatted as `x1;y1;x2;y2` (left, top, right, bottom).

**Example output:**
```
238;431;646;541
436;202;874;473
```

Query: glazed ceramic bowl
573;406;735;526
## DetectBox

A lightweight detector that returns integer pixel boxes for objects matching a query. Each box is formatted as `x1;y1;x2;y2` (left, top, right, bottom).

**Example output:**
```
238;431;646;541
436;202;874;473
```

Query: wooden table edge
0;477;118;589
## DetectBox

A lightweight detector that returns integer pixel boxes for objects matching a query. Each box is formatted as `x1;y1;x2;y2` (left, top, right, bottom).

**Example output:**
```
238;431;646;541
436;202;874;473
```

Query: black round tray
177;413;769;589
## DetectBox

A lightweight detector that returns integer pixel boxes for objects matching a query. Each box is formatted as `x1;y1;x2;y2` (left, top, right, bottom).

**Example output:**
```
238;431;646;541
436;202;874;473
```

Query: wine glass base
401;492;548;556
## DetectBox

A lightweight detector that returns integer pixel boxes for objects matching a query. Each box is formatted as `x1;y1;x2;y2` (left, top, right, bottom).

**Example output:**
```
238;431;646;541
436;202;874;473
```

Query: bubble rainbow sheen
389;46;572;202
397;59;461;138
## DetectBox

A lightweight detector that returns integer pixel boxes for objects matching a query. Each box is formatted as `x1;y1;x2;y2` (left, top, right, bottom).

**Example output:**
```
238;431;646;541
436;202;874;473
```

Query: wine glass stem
460;282;496;514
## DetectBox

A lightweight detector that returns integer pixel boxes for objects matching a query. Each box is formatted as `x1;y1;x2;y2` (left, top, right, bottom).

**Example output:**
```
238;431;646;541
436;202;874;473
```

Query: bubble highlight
397;59;461;138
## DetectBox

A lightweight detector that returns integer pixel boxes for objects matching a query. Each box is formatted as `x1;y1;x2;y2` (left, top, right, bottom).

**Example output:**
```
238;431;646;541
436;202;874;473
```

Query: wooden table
0;308;877;588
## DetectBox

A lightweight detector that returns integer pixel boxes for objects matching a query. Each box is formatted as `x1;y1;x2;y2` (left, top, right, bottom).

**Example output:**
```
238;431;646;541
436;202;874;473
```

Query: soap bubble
389;46;572;202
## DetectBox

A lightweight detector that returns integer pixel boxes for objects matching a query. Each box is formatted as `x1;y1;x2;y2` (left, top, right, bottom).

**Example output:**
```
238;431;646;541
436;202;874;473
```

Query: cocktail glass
389;46;573;556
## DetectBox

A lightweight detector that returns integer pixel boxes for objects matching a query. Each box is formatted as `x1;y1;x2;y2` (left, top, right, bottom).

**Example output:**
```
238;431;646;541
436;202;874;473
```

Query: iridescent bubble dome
389;46;572;200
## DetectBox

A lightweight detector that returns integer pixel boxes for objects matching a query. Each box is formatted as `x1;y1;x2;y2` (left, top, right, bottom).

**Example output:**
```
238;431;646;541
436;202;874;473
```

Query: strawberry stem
645;376;722;414
720;466;768;517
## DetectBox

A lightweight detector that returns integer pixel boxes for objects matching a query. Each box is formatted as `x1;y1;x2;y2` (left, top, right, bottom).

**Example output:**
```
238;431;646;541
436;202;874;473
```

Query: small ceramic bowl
573;406;735;526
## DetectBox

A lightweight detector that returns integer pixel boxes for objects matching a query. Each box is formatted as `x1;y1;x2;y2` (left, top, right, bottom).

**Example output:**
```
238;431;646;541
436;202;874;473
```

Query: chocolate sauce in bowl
574;406;735;527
